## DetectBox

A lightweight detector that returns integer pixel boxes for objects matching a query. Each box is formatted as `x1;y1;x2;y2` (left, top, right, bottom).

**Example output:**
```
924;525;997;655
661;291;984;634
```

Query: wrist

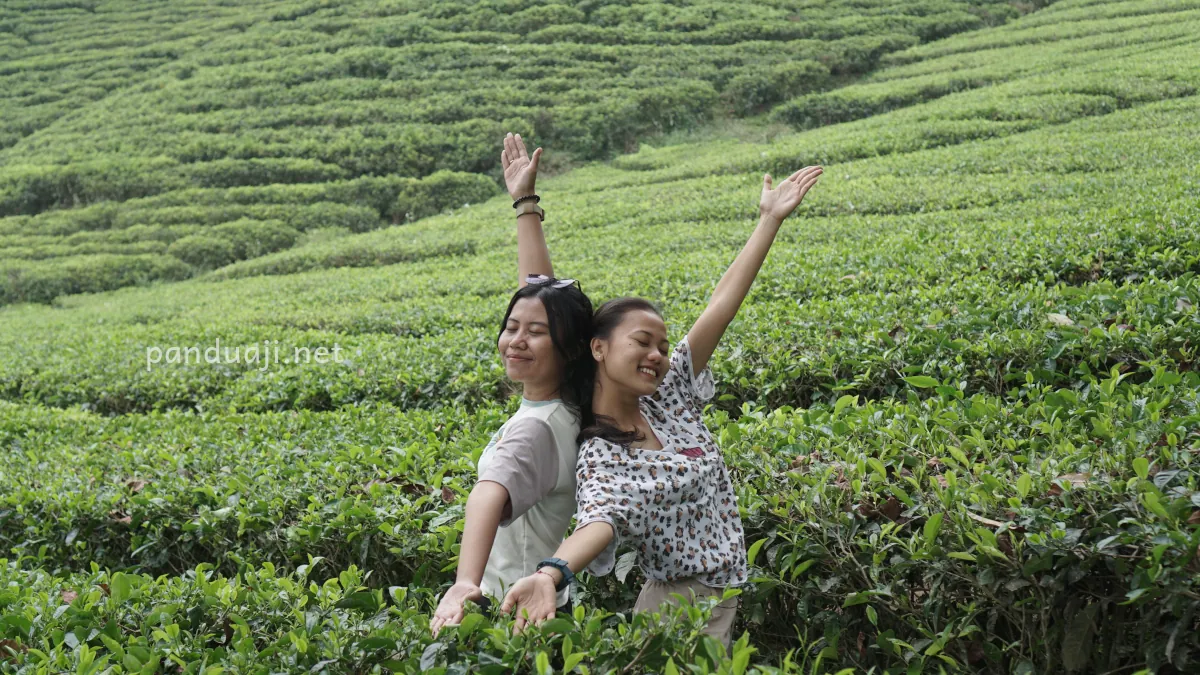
535;568;562;585
759;213;783;228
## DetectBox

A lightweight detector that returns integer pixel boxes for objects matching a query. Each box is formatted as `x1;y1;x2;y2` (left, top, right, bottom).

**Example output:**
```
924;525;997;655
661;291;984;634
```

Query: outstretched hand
502;132;542;201
759;165;823;225
430;581;484;637
499;572;558;633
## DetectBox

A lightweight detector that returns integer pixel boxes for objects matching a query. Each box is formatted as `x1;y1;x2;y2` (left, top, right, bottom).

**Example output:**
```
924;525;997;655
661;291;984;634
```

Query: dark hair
578;296;664;446
497;282;594;422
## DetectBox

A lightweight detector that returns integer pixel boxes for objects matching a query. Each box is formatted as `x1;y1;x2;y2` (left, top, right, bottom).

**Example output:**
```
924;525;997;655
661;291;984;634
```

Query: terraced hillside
0;0;1198;673
1;0;1032;303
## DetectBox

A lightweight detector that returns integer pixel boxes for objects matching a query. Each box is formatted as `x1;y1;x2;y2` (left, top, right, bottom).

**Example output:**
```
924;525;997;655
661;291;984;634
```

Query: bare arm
502;132;553;286
517;211;552;284
430;481;509;635
455;481;510;585
499;522;615;630
687;166;823;373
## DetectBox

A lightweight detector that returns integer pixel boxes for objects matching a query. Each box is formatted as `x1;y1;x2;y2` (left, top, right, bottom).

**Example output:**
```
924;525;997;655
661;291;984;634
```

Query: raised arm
686;166;823;373
502;132;553;287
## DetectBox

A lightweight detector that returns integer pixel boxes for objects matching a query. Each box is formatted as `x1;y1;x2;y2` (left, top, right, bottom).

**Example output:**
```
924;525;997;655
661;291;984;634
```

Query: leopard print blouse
574;336;748;588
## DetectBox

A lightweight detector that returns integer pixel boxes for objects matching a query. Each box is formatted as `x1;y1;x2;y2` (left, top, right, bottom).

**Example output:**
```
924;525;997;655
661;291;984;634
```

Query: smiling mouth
637;366;657;378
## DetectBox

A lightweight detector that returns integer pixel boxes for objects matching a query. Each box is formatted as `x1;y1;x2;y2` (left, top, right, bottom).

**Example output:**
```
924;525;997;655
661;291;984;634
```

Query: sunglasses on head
526;274;580;291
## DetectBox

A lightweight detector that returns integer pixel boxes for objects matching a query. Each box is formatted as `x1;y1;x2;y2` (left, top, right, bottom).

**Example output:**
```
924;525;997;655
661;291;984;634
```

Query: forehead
507;296;548;322
618;309;667;338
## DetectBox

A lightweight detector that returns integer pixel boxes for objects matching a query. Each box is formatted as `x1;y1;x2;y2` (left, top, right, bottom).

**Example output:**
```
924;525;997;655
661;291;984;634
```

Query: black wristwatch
535;557;574;592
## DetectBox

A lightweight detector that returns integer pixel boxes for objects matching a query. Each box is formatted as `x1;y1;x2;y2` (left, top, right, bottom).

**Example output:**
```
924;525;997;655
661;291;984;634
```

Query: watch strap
515;201;545;221
536;557;574;592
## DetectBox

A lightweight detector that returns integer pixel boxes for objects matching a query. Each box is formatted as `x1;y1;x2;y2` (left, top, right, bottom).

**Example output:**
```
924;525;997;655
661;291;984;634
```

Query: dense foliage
1;0;1199;673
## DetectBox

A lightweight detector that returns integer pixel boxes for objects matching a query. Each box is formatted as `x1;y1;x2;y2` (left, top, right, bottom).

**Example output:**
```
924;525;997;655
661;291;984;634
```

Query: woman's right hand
430;581;484;636
500;572;558;632
502;132;542;201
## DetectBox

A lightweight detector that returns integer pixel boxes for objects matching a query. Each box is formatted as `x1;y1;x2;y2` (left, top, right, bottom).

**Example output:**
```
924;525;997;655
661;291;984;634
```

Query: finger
763;173;772;189
505;133;517;163
499;595;515;614
515;133;529;158
797;170;823;192
795;174;822;200
500;150;509;170
789;166;820;183
529;147;542;172
431;617;442;636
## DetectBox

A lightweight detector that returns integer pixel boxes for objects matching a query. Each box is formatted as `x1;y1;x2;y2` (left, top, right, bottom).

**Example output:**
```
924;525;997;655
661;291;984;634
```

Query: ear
590;337;606;362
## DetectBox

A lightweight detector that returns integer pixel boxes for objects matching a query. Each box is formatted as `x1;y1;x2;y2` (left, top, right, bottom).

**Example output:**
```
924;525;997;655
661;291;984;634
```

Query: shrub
210;218;300;259
390;170;501;223
166;234;237;270
723;60;831;116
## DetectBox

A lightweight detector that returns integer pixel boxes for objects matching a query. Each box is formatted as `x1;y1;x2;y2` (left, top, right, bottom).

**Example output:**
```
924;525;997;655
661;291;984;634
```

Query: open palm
759;165;823;224
501;132;542;200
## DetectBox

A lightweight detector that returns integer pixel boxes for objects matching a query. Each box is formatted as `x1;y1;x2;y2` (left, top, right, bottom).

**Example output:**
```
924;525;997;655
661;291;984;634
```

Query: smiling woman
429;133;595;637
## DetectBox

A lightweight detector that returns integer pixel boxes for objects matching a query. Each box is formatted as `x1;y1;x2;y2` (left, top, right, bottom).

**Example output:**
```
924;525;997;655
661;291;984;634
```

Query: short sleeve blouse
573;336;748;588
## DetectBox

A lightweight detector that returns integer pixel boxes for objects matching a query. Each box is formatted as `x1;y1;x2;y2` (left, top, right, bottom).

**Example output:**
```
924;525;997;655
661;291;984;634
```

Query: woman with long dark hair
499;137;823;648
430;133;594;636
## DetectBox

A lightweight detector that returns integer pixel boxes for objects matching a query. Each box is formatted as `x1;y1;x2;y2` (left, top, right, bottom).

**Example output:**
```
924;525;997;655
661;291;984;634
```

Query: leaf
109;573;132;604
747;538;767;568
419;642;445;671
614;551;637;583
1062;603;1099;672
535;651;550;675
664;658;679;675
903;376;938;388
564;653;585;673
1133;457;1149;480
457;613;483;639
1016;473;1032;498
923;513;944;547
834;394;857;414
732;645;753;675
540;618;574;635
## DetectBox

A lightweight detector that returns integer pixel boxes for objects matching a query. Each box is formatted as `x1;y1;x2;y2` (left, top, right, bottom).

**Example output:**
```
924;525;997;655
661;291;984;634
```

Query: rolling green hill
1;0;1198;672
1;0;1033;304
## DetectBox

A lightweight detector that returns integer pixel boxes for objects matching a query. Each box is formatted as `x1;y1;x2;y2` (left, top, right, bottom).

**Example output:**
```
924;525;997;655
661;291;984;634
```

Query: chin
630;378;658;396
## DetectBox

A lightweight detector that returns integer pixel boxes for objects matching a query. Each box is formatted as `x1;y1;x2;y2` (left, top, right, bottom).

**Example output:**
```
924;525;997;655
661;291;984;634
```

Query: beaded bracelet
512;194;540;208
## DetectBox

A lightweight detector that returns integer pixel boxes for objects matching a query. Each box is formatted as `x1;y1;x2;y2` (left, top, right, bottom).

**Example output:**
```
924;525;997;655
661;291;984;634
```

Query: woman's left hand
759;165;822;225
499;572;558;632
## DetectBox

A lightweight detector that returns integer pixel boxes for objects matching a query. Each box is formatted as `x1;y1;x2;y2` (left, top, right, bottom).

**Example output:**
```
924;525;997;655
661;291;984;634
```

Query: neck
522;380;560;402
591;376;642;429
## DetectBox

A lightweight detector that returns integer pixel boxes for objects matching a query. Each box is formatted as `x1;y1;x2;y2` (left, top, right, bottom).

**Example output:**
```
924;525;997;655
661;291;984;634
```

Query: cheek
533;337;558;363
497;334;510;353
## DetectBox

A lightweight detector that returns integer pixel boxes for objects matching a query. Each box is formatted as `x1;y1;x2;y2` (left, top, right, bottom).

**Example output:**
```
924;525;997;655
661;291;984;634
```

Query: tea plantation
1;0;1199;672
